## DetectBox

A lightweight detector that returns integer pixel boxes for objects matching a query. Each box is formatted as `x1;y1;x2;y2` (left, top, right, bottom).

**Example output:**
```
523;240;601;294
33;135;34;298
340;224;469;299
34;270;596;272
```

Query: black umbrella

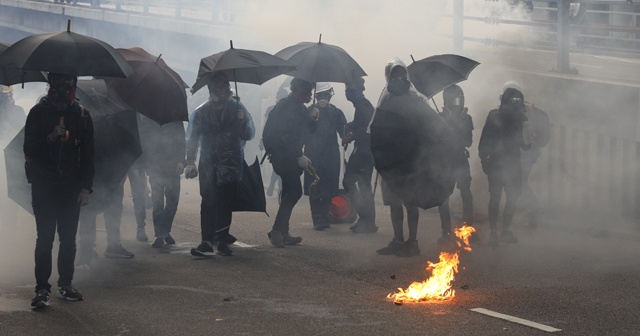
275;35;366;84
0;42;48;86
0;21;132;78
191;40;296;96
75;79;142;210
407;54;479;99
230;156;266;213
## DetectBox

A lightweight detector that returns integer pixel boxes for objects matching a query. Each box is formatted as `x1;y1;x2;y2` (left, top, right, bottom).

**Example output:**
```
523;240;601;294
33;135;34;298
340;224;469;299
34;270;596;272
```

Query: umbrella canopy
407;54;479;99
191;40;296;95
275;37;366;83
230;156;266;213
75;79;142;210
102;47;189;125
0;30;132;78
0;42;47;86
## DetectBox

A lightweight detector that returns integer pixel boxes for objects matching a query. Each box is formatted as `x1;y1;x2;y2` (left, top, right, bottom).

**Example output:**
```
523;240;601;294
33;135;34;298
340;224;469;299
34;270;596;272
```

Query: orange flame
388;224;476;303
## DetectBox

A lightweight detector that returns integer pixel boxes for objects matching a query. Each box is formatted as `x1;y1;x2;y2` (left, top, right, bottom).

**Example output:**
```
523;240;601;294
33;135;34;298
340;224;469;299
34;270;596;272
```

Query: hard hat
502;80;523;93
315;82;333;94
1;85;13;94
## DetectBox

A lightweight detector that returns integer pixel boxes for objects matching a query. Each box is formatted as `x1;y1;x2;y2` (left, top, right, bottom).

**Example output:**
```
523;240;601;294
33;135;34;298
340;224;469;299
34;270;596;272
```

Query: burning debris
388;225;476;303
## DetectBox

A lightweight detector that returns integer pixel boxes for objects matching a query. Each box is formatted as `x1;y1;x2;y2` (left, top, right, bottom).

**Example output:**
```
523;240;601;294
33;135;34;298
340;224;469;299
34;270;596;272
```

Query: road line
470;308;562;333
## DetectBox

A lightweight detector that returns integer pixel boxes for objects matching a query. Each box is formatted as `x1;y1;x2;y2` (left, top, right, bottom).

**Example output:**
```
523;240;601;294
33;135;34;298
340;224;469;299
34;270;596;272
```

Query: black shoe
352;224;378;234
31;289;50;309
190;241;215;257
226;234;237;245
164;235;176;245
268;231;285;248
151;237;165;248
501;230;518;244
104;244;135;258
217;242;233;256
376;240;403;255
282;233;302;245
56;285;83;301
136;229;148;242
396;240;420;257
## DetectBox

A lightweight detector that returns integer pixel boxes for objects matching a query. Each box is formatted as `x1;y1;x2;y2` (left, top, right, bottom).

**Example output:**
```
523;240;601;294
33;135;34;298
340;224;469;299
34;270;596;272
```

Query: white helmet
502;80;523;93
316;82;333;94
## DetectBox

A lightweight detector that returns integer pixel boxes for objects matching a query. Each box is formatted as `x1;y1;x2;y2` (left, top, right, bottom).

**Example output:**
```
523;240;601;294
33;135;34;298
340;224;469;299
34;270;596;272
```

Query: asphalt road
1;178;639;336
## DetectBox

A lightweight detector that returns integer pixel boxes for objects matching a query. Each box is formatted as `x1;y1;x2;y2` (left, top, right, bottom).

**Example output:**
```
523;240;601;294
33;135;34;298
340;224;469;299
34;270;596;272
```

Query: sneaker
437;232;453;245
56;285;83;301
352;224;378;234
136;229;148;242
104;244;135;259
164;235;176;245
376;240;403;255
501;230;519;244
282;233;302;245
190;241;215;257
151;237;165;248
396;240;420;257
489;231;499;247
217;242;233;256
31;289;50;309
226;234;237;245
268;230;285;248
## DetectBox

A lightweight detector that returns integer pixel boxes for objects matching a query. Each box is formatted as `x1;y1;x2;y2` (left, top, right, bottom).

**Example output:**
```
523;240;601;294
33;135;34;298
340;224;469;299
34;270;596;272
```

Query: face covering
387;77;411;96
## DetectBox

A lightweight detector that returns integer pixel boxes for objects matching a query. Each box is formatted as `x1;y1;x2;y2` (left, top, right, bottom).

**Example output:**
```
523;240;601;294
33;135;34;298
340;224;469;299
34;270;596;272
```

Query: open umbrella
101;47;189;125
191;40;297;96
274;35;366;84
407;54;479;99
0;21;132;78
0;42;48;86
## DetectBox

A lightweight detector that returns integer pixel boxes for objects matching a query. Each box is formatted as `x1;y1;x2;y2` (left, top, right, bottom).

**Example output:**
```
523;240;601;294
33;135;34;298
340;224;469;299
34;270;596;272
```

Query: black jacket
346;97;374;150
262;92;316;160
24;99;94;191
478;107;528;173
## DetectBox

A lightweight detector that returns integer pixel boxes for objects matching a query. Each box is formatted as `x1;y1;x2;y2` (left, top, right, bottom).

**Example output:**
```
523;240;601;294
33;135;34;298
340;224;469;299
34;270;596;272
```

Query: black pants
149;170;180;238
271;156;302;234
488;167;522;232
438;158;473;233
342;146;375;225
199;163;235;243
78;181;124;251
127;163;147;230
32;177;81;292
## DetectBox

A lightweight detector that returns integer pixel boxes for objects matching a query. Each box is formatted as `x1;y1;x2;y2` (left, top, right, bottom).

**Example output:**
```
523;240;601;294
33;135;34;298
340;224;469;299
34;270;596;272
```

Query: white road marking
470;308;562;333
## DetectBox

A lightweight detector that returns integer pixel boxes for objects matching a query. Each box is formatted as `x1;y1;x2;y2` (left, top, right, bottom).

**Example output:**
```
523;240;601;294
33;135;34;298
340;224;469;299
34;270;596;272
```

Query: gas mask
46;74;77;110
445;96;465;114
387;75;410;96
316;89;333;108
208;83;231;104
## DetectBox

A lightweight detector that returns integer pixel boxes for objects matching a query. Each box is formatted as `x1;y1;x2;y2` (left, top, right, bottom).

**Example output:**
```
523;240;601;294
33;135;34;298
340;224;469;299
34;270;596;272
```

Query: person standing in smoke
502;81;550;229
437;84;474;243
342;78;377;234
25;73;94;308
0;85;25;245
186;73;255;257
262;78;318;247
478;87;532;247
302;82;346;231
146;120;186;248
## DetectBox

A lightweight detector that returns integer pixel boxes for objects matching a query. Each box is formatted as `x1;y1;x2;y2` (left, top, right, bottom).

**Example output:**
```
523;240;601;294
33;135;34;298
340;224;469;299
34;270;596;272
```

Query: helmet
502;80;523;93
315;82;333;94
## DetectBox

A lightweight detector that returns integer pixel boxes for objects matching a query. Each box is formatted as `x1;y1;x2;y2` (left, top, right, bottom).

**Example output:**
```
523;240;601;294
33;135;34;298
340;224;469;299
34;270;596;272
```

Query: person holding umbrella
25;72;94;308
186;73;255;257
262;78;318;247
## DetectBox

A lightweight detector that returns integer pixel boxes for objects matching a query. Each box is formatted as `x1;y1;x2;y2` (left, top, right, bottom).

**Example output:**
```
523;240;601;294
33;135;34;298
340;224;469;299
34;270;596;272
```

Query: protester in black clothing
437;84;474;243
146;121;186;248
25;73;94;308
342;78;377;234
186;73;255;257
303;82;346;230
478;87;531;247
262;77;318;248
260;88;287;198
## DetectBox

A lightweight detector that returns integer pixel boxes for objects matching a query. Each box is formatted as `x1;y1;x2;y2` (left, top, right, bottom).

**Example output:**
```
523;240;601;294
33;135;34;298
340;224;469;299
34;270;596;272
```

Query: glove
176;162;185;175
297;155;311;169
309;107;319;121
184;163;198;179
47;125;66;142
341;132;353;146
77;189;90;206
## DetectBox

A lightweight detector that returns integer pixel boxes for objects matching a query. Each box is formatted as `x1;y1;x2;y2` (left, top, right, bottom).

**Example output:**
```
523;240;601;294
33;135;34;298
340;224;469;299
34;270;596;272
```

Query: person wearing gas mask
371;58;454;257
0;85;25;246
341;78;377;234
478;87;531;247
262;78;318;247
302;82;347;230
185;73;255;257
24;73;94;308
436;84;475;244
